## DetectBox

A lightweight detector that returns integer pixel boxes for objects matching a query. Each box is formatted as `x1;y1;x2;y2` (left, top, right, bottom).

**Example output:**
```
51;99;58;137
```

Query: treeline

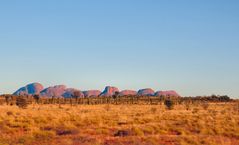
182;95;231;102
0;93;233;109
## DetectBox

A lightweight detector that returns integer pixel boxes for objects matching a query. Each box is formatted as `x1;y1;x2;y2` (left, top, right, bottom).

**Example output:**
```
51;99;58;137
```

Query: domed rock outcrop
119;90;137;96
62;88;84;98
40;85;66;97
155;90;180;97
83;90;101;97
12;83;181;98
13;83;44;96
100;86;119;97
137;88;155;96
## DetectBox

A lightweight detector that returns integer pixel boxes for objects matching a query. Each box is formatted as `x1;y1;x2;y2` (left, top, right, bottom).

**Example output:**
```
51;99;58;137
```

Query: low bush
164;99;174;110
16;97;28;109
114;130;130;137
33;130;56;140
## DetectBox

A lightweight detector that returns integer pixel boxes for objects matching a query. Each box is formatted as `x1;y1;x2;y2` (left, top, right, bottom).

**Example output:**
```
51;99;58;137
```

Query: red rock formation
119;90;137;96
63;88;84;98
13;83;44;95
13;83;181;98
40;85;67;97
100;86;119;97
83;90;101;97
137;88;155;96
155;90;180;97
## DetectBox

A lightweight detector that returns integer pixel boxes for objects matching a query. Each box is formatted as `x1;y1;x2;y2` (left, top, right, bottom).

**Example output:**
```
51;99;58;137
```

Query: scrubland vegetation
0;95;238;145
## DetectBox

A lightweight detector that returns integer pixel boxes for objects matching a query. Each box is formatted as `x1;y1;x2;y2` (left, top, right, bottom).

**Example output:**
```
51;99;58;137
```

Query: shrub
201;102;209;110
0;99;5;105
18;135;34;144
34;130;56;140
131;127;144;136
192;108;199;114
56;128;79;136
6;111;14;116
16;97;28;109
164;99;174;110
5;95;11;105
185;103;190;110
114;130;130;137
150;107;157;114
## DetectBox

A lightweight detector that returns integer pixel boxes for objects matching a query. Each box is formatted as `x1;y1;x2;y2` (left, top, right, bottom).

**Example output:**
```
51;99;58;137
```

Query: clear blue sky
0;0;239;98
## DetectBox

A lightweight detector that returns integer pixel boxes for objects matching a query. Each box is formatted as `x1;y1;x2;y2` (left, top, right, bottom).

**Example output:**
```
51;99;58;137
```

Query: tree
51;96;56;104
113;91;120;104
33;94;40;104
219;95;230;102
113;91;120;99
72;90;82;104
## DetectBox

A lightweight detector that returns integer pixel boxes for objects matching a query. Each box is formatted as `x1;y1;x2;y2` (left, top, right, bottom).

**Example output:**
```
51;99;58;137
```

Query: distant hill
13;83;180;98
13;83;44;96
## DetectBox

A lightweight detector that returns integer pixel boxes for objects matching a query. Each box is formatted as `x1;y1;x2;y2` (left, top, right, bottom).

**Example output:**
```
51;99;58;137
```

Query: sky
0;0;239;98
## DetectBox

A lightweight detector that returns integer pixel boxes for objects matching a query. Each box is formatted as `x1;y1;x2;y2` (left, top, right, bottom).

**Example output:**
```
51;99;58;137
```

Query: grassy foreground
0;103;238;145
